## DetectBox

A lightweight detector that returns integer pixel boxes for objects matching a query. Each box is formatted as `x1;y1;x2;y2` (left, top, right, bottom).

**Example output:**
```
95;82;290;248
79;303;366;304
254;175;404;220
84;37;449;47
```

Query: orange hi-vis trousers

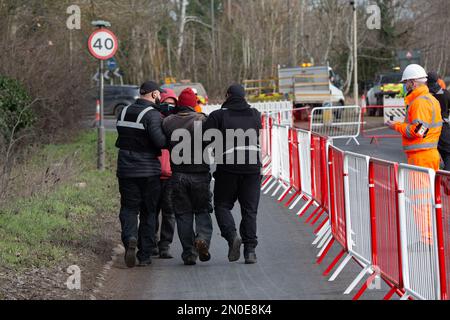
406;149;440;171
405;149;440;244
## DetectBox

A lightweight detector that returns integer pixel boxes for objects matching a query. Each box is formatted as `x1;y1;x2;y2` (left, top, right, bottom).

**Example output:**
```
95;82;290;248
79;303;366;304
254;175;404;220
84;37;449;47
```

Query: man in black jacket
204;84;262;264
428;72;450;170
116;81;167;268
163;88;213;266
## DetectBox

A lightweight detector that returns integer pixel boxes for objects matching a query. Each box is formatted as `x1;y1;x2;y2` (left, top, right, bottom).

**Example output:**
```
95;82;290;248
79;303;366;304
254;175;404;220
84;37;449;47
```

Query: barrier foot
261;176;272;188
400;294;410;301
278;186;293;202
305;206;322;224
346;137;360;146
344;265;372;295
271;184;283;197
317;229;332;249
352;273;378;300
262;165;271;176
329;253;352;282
297;199;315;217
312;225;330;247
383;287;397;301
323;249;346;277
311;208;326;226
285;192;299;207
314;216;329;235
317;238;335;265
263;180;277;195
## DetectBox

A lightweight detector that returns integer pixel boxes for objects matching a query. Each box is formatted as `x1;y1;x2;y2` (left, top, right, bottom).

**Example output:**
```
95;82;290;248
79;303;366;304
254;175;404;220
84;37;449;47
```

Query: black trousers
118;176;161;261
155;178;176;251
213;171;261;249
169;172;213;261
439;148;450;171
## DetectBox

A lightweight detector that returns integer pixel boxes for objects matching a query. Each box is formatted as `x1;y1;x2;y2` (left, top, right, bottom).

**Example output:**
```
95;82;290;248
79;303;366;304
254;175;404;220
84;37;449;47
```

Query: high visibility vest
393;86;443;153
116;104;155;152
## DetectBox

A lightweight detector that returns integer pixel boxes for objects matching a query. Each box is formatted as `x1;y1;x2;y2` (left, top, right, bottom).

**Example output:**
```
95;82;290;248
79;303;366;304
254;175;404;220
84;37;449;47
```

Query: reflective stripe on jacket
393;86;443;153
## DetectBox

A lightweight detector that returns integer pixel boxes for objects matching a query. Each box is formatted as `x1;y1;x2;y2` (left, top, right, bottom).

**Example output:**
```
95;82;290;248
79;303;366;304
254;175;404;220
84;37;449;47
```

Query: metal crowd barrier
261;108;450;300
398;165;441;300
310;105;361;145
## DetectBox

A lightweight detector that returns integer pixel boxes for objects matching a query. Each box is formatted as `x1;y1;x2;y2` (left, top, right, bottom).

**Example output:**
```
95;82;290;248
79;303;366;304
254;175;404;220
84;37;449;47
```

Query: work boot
137;258;152;267
159;248;174;260
244;247;257;265
195;239;211;262
184;255;197;266
228;235;242;262
124;237;137;268
151;247;160;257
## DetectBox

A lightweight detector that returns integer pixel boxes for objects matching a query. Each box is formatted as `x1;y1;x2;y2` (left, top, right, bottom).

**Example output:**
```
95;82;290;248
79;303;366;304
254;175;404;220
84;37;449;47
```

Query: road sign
88;28;118;60
113;68;122;78
107;58;117;71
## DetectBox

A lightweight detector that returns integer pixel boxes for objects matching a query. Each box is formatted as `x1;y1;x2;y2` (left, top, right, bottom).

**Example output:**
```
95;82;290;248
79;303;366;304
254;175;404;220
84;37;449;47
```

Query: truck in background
243;64;345;120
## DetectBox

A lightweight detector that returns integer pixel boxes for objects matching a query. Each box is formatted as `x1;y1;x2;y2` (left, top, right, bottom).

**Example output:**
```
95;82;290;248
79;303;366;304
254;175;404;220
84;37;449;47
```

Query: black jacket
162;106;210;174
204;95;262;174
116;99;167;178
429;84;450;152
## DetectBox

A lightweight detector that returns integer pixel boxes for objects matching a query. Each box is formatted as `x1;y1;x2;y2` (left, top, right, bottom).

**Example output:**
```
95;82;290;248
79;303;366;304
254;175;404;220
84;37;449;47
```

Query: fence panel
344;152;372;265
435;171;450;300
290;128;301;192
311;134;329;208
270;126;281;180
369;159;403;290
310;106;361;140
398;164;440;300
329;146;347;249
297;130;312;197
279;126;291;186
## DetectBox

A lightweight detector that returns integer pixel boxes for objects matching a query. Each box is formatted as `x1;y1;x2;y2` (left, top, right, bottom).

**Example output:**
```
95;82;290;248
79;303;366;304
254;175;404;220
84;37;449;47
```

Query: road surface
97;121;404;300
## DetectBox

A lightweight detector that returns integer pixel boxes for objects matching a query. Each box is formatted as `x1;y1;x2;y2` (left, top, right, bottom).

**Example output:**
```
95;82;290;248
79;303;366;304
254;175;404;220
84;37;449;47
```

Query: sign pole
89;20;117;171
98;58;105;171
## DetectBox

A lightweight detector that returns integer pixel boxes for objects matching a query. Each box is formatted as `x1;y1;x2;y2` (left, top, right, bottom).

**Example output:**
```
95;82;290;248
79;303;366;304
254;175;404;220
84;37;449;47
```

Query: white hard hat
401;64;428;82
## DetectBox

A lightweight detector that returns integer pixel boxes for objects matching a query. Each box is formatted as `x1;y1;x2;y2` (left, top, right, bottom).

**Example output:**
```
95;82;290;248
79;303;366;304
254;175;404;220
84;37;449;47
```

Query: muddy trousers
169;172;213;261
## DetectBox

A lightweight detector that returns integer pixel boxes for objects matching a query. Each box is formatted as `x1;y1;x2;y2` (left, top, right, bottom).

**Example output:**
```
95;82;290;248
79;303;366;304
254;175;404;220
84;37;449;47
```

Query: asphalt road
335;127;406;164
98;120;405;300
100;185;392;300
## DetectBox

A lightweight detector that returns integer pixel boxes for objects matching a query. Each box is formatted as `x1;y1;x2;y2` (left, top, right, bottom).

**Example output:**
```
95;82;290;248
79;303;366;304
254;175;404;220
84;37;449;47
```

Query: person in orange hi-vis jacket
386;64;443;245
438;78;447;90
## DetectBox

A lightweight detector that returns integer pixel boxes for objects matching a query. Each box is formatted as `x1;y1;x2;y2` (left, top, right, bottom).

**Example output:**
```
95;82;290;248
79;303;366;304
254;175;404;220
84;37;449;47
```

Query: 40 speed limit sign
88;29;118;60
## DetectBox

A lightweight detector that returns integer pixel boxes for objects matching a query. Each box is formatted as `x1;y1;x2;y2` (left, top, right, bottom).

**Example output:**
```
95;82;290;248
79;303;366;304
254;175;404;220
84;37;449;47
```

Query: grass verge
0;130;119;271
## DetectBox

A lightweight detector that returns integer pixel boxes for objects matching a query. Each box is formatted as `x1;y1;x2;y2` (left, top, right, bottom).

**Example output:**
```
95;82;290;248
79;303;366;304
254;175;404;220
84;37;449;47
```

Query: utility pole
211;0;216;68
352;1;359;105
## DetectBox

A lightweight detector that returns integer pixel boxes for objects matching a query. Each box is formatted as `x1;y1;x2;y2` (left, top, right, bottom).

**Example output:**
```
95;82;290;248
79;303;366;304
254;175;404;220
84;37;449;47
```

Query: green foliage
0;130;119;270
0;76;34;139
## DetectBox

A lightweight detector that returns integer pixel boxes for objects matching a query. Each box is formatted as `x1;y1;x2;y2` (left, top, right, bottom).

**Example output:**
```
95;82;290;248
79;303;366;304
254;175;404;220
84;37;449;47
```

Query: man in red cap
162;88;213;266
152;87;179;259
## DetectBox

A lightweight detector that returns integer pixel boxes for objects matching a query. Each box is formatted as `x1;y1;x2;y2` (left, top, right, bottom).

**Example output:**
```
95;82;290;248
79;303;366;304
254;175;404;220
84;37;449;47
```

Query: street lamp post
351;1;359;105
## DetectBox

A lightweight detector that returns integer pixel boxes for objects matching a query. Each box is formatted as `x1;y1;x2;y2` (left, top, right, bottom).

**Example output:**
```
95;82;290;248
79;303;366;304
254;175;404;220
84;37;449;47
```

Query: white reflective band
117;106;154;131
120;106;130;122
137;107;154;123
117;121;145;130
435;204;443;209
369;184;375;188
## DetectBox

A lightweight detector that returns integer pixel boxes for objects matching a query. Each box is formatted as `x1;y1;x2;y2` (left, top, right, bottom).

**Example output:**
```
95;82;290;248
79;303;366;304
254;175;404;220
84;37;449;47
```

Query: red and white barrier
435;171;450;300
260;107;450;300
398;164;441;300
353;159;405;300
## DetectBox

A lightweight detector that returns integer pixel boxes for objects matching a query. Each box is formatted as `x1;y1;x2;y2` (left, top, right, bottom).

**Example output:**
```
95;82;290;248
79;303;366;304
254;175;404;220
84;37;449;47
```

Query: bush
0;76;34;141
